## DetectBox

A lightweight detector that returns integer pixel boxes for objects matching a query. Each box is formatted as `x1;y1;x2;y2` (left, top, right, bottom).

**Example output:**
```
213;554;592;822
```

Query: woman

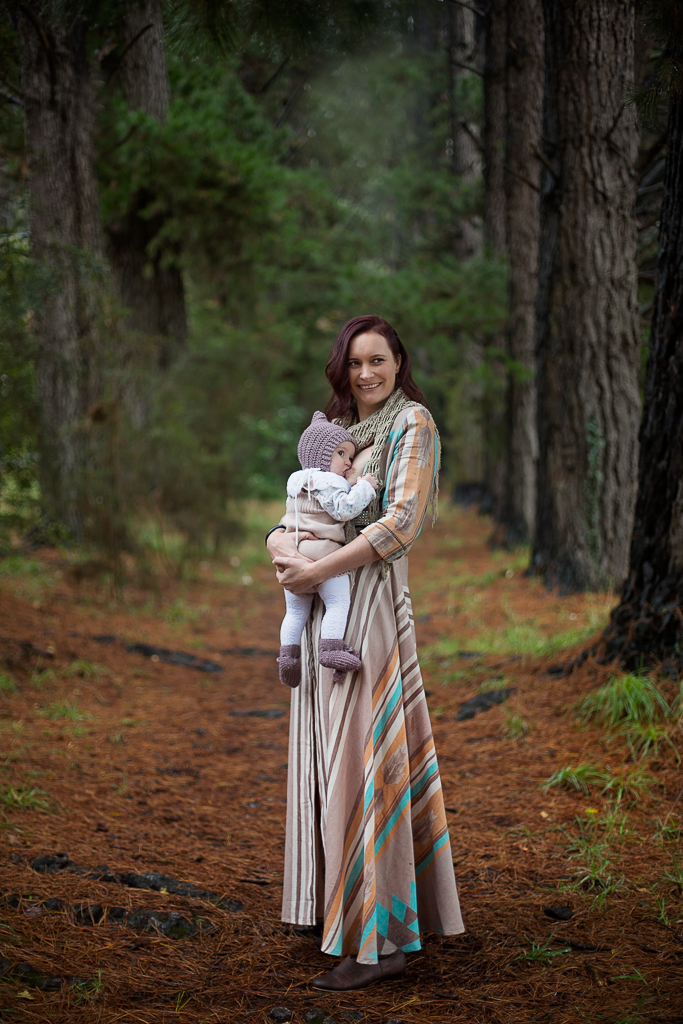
267;315;463;992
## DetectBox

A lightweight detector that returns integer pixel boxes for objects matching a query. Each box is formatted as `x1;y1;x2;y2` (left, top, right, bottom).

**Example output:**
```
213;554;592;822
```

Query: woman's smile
347;332;401;420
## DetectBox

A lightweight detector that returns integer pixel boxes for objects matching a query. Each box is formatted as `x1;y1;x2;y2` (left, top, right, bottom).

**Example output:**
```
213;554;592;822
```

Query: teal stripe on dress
373;679;402;746
342;849;365;904
375;787;411;854
410;759;438;798
360;907;377;951
415;830;450;877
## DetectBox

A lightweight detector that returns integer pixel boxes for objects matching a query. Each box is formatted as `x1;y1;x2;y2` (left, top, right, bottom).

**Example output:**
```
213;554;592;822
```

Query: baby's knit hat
297;411;356;472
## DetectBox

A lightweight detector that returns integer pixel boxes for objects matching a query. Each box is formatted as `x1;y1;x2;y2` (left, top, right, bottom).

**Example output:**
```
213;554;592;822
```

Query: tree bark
106;0;187;369
483;0;507;259
498;0;544;543
447;4;484;484
481;0;507;513
531;0;641;591
19;8;105;538
448;2;483;260
601;48;683;670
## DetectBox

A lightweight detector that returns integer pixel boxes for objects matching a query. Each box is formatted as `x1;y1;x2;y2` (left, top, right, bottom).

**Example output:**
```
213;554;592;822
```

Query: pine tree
531;0;641;591
601;1;683;668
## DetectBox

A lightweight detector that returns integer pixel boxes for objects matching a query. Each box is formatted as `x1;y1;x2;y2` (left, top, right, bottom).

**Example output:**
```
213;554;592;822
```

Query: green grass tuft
37;700;90;722
543;762;609;795
574;673;671;729
501;708;531;741
542;762;653;804
0;784;51;812
618;721;680;761
515;938;571;966
0;674;17;693
65;660;108;679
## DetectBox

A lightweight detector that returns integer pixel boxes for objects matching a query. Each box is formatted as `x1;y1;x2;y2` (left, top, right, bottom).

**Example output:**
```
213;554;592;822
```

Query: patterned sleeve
316;478;377;521
361;408;437;563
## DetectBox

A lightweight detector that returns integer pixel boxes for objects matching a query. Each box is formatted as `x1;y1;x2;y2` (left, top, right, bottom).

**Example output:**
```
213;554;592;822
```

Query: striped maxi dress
282;406;464;965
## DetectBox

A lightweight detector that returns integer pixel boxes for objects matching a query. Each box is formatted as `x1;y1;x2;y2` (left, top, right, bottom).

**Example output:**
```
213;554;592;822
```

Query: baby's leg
318;576;351;640
317;576;361;682
279;590;314;688
281;590;315;646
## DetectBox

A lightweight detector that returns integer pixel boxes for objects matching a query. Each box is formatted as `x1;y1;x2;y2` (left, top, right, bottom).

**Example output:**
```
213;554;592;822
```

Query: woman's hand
266;529;316;564
275;555;321;595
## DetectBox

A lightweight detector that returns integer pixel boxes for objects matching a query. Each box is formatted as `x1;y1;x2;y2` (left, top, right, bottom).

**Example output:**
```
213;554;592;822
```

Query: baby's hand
363;474;379;491
345;467;359;486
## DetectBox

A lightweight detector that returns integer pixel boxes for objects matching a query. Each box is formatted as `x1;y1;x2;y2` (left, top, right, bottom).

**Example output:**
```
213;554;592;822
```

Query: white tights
280;575;351;646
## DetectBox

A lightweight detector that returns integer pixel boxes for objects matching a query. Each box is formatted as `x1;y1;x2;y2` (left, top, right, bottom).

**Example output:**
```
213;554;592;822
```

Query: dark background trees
3;0;683;685
1;0;503;553
601;5;683;671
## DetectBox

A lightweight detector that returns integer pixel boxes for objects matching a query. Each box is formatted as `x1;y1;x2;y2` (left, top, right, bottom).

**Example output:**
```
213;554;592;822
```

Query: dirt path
1;507;682;1023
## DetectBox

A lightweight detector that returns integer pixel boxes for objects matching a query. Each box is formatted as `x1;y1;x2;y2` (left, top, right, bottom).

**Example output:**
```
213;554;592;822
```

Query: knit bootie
319;638;362;683
278;644;302;688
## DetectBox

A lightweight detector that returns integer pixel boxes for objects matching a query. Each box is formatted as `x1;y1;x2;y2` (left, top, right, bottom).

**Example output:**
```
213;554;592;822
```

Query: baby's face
329;441;356;477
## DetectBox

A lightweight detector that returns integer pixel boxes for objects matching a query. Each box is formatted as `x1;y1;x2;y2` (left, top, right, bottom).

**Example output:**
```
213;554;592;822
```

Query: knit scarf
339;388;440;551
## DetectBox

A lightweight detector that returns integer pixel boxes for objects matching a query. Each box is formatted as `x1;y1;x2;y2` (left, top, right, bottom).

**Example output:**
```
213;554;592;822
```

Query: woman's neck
356;397;388;423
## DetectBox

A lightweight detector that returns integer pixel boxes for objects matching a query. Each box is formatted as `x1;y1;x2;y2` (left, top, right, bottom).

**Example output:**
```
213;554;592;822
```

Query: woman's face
347;333;401;419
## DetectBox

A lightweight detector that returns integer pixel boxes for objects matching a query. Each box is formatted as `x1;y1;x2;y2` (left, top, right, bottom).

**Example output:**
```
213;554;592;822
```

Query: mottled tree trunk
481;0;507;513
107;0;187;369
448;2;483;260
447;3;484;484
499;0;544;543
19;9;105;538
532;0;641;591
483;0;507;258
602;52;683;669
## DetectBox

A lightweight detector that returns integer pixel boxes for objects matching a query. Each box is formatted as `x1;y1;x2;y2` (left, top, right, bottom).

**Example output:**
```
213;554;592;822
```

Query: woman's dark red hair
324;315;427;421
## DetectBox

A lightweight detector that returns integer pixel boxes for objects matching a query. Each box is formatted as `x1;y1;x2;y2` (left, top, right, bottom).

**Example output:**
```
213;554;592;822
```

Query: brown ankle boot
311;950;406;991
278;644;301;688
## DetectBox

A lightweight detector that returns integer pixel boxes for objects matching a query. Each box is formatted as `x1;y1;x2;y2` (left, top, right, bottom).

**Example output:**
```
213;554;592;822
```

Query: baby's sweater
281;469;377;560
286;468;376;522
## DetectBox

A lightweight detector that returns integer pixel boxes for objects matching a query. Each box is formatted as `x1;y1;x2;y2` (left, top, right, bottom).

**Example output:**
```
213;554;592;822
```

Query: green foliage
619;721;679;761
0;785;51;812
661;850;683;890
543;762;653;805
37;701;90;722
543;763;609;796
557;812;629;903
575;673;680;761
514;939;571;967
65;660;108;680
72;969;103;1005
2;11;503;549
574;673;671;729
501;709;531;741
0;674;17;693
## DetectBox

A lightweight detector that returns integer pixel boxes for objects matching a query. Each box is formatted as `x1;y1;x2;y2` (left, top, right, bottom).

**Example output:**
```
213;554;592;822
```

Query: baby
277;411;378;688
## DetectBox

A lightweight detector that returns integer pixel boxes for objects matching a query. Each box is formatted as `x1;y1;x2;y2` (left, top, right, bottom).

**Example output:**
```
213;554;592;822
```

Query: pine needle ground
1;505;682;1023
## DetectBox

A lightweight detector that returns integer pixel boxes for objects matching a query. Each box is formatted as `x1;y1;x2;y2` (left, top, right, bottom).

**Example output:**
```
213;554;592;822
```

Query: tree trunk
601;49;683;670
498;0;544;544
106;0;186;369
481;0;507;515
19;8;105;538
531;0;641;591
448;3;483;260
483;0;507;259
447;4;484;485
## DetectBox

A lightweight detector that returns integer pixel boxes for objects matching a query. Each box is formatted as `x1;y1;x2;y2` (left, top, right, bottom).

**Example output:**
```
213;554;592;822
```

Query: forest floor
1;503;683;1024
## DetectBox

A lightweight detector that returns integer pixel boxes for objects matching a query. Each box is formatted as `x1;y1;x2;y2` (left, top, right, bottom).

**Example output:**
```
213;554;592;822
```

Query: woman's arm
275;534;380;594
266;528;315;564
